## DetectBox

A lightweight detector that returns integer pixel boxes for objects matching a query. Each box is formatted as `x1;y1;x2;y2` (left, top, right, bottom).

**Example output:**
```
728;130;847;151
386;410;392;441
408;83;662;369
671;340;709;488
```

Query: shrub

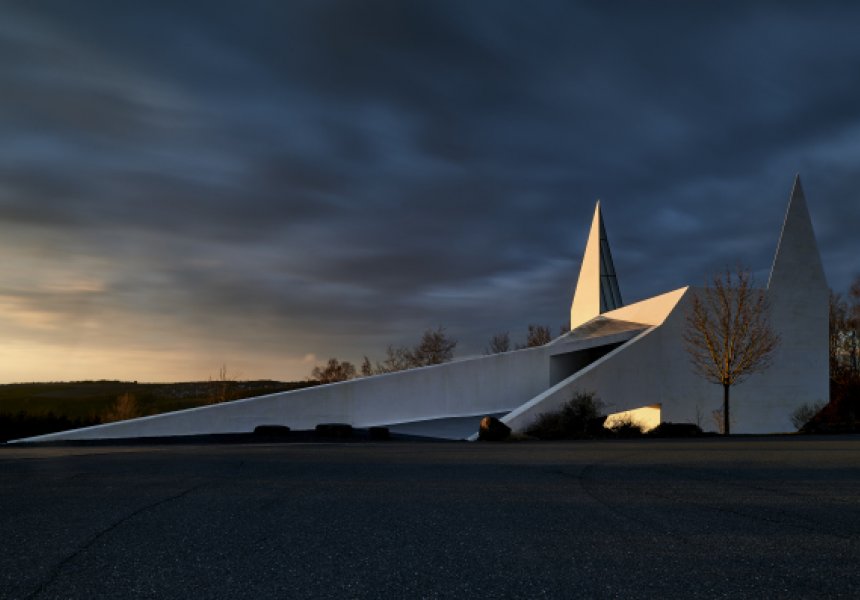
253;425;291;436
314;423;353;438
102;393;141;423
607;415;644;438
791;400;827;431
526;391;605;440
647;422;705;438
368;426;390;440
0;412;101;442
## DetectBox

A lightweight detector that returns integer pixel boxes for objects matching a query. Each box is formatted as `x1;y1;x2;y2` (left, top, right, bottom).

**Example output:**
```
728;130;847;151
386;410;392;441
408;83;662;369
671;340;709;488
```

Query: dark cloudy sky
1;1;858;382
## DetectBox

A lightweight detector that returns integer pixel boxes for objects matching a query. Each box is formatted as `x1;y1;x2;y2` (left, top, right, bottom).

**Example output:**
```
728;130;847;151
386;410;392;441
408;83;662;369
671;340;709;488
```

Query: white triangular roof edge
569;201;623;330
767;173;827;291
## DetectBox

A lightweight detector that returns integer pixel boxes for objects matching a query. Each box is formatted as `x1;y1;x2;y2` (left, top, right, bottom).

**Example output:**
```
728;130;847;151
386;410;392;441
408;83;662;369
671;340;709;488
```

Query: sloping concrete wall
506;283;828;435
17;345;554;442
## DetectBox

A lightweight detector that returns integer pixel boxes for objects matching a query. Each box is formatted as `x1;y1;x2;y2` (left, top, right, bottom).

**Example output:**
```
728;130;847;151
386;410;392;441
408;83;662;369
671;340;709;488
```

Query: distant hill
0;380;318;442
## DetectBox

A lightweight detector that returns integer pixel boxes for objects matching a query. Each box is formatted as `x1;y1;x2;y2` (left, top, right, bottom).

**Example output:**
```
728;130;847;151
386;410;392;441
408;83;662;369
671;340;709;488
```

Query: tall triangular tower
761;175;829;427
570;201;623;330
768;175;827;293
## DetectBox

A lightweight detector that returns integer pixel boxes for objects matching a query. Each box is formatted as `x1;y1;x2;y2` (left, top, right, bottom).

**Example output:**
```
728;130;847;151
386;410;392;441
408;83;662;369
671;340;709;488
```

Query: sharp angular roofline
570;201;623;330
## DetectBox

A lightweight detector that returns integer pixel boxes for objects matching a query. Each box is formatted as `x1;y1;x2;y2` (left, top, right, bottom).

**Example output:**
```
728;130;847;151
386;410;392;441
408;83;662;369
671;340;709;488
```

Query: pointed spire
570;201;623;330
768;174;827;292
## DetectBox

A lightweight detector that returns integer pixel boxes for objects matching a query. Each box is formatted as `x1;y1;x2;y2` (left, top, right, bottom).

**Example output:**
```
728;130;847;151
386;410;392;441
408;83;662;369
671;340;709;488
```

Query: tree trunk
723;383;730;435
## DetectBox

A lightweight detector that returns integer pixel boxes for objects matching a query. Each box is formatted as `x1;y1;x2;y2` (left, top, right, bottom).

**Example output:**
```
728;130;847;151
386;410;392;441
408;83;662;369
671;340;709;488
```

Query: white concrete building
17;177;828;442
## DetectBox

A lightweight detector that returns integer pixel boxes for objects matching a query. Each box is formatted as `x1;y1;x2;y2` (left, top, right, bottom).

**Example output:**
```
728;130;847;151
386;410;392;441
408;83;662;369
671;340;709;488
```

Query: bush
647;422;705;438
526;391;605;440
253;425;291;436
0;412;101;443
607;415;644;438
368;426;390;440
101;393;142;423
314;423;354;438
791;400;827;431
808;378;860;433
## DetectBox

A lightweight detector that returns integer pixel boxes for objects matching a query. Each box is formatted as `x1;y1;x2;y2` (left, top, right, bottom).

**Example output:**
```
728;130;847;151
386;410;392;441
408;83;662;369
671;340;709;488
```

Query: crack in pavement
22;482;206;600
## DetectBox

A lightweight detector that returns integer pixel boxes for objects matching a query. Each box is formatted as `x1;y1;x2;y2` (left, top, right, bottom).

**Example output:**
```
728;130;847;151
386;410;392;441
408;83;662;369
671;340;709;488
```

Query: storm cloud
1;1;858;381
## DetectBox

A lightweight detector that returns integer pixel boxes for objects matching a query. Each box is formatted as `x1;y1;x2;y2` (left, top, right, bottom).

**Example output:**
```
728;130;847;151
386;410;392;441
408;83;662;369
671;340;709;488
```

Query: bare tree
849;278;860;374
831;291;849;381
102;392;141;423
208;364;238;404
410;326;457;365
830;281;860;382
485;332;511;354
369;327;458;374
312;358;357;383
526;324;552;347
378;345;414;373
683;268;780;435
710;408;731;435
828;276;860;428
790;400;826;431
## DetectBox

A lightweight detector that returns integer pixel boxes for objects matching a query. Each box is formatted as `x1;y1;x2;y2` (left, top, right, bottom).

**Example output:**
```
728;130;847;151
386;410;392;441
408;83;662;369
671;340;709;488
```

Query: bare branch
684;267;780;434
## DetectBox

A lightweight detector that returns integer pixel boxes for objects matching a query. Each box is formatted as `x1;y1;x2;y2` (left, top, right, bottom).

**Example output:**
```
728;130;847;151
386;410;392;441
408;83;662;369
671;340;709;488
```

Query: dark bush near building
790;401;826;431
368;426;390;440
525;392;605;440
607;416;644;438
314;423;354;438
802;378;860;433
0;412;101;443
646;422;705;438
253;425;291;436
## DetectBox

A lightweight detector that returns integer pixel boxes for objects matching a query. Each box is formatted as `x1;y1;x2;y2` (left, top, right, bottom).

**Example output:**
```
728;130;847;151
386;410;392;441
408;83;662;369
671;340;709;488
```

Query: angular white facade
570;201;623;329
16;177;829;442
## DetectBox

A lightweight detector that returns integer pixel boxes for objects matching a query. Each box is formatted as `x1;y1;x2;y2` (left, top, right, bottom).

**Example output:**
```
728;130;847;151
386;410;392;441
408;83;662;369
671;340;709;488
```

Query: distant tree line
483;324;556;354
830;277;860;383
311;327;458;384
310;323;566;383
793;274;860;432
823;275;860;429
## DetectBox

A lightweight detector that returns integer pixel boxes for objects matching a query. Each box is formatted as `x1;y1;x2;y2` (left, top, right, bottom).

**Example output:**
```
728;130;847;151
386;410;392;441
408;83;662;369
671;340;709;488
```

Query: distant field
0;380;313;419
0;380;318;442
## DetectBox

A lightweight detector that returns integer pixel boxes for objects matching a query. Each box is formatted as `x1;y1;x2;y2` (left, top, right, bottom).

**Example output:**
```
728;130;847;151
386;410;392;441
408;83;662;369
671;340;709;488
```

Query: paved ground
1;436;858;599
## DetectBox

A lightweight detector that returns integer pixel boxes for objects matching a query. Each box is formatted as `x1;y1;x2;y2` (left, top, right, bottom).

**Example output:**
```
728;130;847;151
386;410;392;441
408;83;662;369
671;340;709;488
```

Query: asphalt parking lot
2;436;858;599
